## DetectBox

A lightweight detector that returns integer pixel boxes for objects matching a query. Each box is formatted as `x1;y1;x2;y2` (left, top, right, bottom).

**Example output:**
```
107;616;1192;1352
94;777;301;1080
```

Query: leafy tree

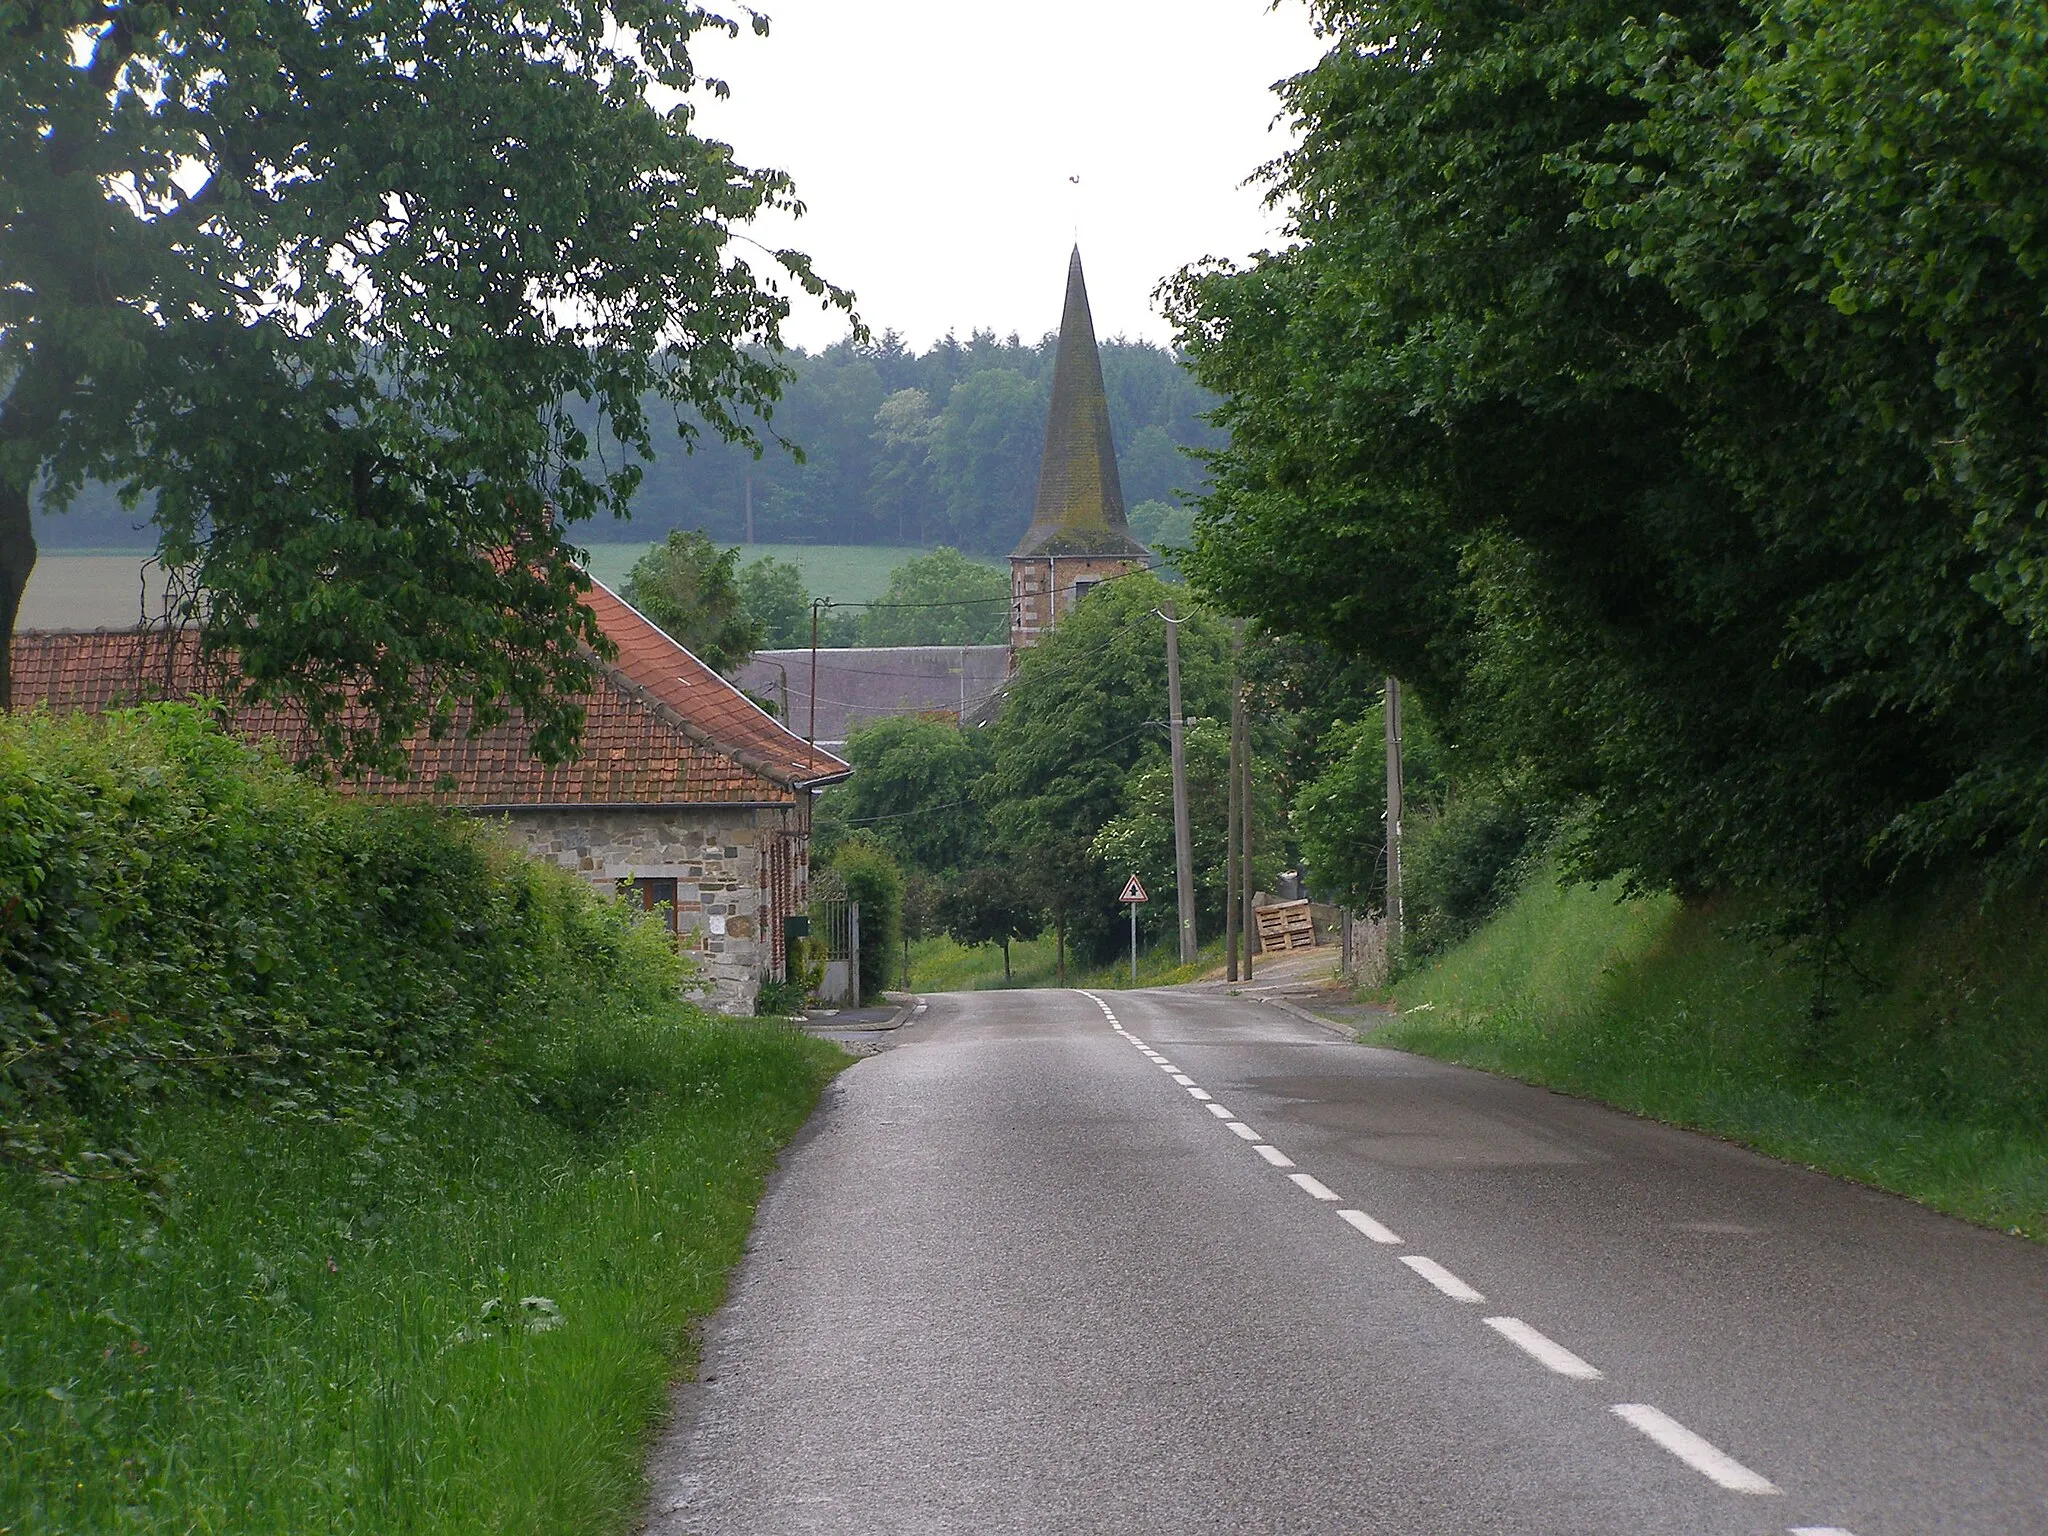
1128;500;1195;552
1164;0;2048;912
856;548;1009;647
623;531;762;675
1092;720;1282;944
986;573;1233;962
821;715;992;874
869;388;941;545
737;557;812;648
1291;699;1445;912
938;866;1045;981
2;1;845;764
930;369;1046;553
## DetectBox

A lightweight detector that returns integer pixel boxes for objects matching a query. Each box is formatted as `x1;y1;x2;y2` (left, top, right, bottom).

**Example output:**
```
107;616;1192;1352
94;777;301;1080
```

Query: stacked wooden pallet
1253;899;1317;955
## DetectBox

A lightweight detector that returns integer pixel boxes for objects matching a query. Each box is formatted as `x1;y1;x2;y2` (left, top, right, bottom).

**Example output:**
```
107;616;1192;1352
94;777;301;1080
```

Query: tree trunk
1054;916;1066;987
0;475;37;711
1001;937;1011;981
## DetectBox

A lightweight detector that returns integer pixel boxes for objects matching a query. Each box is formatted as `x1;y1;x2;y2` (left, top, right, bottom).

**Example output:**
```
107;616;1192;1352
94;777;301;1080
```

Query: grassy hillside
1382;869;2048;1239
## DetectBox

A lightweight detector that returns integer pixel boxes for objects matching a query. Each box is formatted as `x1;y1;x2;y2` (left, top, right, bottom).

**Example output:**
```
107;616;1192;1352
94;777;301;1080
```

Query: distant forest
32;331;1222;554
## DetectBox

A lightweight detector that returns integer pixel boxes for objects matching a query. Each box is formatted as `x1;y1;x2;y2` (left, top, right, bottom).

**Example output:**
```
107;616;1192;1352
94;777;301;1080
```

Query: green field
17;545;995;632
581;542;1000;609
906;932;1229;993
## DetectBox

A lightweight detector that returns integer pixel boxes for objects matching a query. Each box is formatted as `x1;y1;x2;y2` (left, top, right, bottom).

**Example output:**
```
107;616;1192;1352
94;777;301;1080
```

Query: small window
1072;578;1098;601
626;876;679;932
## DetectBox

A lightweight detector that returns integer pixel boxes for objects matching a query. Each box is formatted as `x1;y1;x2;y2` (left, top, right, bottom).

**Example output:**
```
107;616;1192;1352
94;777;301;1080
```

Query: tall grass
0;705;849;1532
907;933;1231;992
1383;868;2048;1238
1;1015;845;1534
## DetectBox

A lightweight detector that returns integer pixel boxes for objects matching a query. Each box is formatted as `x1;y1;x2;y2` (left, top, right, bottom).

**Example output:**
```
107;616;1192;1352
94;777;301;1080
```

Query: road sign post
1119;874;1147;985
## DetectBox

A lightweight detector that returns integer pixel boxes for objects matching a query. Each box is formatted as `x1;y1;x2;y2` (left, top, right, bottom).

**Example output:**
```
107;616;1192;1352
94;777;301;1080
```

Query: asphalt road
646;986;2048;1535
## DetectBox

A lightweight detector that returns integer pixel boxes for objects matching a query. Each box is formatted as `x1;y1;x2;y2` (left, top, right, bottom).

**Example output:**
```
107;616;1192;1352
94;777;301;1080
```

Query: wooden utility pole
1225;676;1242;982
1385;675;1404;955
1239;681;1255;982
1162;602;1198;963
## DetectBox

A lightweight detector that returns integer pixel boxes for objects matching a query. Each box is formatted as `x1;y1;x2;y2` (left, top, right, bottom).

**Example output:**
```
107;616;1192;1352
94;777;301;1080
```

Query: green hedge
0;705;681;1169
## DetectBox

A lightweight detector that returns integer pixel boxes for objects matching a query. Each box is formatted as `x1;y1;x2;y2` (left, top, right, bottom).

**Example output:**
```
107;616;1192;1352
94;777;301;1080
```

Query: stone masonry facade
496;806;804;1016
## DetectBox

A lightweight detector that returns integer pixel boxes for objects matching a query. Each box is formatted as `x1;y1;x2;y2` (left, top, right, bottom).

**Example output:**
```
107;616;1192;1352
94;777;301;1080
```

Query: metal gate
810;896;862;1007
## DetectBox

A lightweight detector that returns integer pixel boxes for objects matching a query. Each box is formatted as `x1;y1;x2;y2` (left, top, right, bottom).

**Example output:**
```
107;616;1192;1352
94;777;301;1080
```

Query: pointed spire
1012;247;1148;558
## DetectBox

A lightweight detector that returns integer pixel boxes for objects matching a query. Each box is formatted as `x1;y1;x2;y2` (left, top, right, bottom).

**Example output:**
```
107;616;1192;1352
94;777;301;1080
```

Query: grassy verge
907;933;1229;992
2;1016;846;1535
1382;868;2048;1239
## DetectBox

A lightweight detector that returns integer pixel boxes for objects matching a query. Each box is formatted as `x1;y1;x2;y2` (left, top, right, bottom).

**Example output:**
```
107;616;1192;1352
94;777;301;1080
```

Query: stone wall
1009;553;1147;650
485;805;803;1015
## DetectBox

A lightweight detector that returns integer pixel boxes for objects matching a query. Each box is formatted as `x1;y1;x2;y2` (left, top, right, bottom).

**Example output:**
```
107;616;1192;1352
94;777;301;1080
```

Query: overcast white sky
685;1;1325;353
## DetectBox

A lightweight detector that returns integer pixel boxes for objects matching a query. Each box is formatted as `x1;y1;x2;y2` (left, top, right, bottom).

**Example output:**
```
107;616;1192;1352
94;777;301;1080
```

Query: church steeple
1009;248;1150;652
1012;247;1148;560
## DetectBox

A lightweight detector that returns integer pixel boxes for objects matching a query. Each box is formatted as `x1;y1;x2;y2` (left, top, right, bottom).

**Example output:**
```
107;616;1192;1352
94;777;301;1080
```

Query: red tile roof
581;578;848;789
11;581;848;808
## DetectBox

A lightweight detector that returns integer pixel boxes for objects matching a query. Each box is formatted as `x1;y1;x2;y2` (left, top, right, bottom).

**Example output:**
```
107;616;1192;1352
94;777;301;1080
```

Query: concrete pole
1236;677;1254;982
849;900;862;1010
1385;675;1404;956
1163;602;1198;963
1225;676;1242;983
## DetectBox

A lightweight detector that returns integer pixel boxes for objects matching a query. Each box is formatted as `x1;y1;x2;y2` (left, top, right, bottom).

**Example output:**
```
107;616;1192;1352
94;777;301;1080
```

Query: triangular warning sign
1119;874;1148;903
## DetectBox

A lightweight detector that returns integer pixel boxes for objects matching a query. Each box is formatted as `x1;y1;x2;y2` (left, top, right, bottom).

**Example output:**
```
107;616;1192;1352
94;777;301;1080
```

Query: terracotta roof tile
581;578;848;787
12;627;796;808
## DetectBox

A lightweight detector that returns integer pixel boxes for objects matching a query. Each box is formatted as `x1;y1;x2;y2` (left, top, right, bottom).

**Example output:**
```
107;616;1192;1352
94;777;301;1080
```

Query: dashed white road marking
1337;1208;1402;1245
1610;1405;1781;1495
1484;1316;1603;1380
1401;1255;1485;1303
1788;1528;1858;1535
1289;1172;1341;1201
1107;994;1823;1522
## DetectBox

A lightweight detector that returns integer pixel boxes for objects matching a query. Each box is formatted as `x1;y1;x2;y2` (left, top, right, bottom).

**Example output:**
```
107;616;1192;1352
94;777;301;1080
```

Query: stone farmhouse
13;578;849;1015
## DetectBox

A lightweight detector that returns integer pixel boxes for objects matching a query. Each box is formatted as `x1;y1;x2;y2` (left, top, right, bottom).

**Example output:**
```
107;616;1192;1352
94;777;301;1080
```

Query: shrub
0;705;684;1171
753;975;808;1017
1401;787;1543;961
830;836;903;1001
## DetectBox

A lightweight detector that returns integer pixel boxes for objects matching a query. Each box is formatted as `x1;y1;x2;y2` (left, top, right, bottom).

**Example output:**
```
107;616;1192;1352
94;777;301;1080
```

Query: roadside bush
753;974;808;1017
0;704;682;1170
1401;787;1544;962
830;836;903;1001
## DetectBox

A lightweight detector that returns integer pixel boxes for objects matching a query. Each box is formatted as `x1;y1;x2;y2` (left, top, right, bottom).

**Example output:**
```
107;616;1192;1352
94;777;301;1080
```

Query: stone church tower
1010;247;1150;653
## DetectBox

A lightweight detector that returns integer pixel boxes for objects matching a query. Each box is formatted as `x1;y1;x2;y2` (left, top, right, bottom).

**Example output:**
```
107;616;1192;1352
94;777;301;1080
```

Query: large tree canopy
1166;0;2048;908
1;0;846;768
